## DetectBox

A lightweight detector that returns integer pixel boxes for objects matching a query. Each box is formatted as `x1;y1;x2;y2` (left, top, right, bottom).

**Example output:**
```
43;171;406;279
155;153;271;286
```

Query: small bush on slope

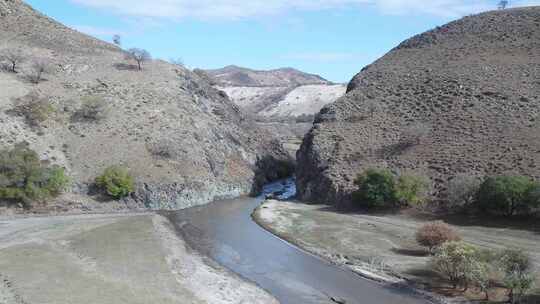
95;166;134;199
75;96;109;121
11;91;55;127
0;143;69;207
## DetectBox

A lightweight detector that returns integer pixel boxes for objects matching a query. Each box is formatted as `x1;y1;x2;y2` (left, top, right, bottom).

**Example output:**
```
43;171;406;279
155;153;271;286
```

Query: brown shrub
416;221;461;252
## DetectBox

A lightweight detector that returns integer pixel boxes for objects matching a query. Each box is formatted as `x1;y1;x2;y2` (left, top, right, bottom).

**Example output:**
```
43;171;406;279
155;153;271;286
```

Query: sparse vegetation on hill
74;95;109;121
0;143;69;207
11;91;55;127
0;48;25;73
296;7;540;209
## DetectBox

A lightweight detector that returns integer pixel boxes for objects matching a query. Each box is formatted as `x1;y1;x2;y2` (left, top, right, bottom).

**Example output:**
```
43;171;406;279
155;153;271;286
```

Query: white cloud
70;0;540;20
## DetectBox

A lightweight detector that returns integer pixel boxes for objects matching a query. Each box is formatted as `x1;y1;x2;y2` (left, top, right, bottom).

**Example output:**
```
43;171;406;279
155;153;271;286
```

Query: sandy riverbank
0;213;277;304
253;200;540;303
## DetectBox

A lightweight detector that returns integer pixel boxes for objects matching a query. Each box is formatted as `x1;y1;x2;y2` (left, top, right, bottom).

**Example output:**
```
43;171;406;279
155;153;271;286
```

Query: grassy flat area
0;214;277;304
254;200;540;303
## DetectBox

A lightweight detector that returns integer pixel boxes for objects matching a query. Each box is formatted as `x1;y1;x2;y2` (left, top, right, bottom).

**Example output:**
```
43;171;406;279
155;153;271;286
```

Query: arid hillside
203;65;346;156
297;7;540;207
0;0;291;212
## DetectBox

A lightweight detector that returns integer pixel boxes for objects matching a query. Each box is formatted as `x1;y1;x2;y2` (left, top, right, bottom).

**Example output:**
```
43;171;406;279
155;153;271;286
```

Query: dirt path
0;213;277;304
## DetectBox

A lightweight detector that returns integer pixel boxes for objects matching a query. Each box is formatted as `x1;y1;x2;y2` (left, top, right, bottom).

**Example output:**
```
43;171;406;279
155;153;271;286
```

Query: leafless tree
113;35;121;47
125;48;151;71
29;59;50;84
498;0;509;9
169;57;184;67
1;48;25;73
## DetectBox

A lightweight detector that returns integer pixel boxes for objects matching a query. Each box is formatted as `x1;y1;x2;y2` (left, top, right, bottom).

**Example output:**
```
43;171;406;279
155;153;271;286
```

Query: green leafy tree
96;166;135;199
0;144;69;207
395;174;430;205
352;168;396;208
476;176;539;216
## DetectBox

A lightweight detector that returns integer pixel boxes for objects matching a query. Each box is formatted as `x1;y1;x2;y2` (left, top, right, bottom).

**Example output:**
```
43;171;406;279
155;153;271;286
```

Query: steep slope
296;7;540;207
0;0;290;211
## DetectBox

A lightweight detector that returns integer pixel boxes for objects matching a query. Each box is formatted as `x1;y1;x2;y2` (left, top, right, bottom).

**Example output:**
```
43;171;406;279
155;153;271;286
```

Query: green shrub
431;241;479;289
476;176;539;216
0;144;69;207
353;168;396;208
95;166;135;199
395;174;430;205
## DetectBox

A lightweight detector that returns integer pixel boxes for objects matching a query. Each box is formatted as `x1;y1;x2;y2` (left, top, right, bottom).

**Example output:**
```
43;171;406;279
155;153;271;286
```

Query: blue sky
26;0;540;83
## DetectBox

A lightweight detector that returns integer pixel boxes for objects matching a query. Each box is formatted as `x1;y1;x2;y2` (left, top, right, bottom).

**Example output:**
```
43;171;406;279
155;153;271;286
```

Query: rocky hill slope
296;7;540;207
0;0;291;212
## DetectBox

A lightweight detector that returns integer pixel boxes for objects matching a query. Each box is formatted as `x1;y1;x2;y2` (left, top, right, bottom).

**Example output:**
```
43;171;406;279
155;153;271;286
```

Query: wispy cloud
70;0;540;20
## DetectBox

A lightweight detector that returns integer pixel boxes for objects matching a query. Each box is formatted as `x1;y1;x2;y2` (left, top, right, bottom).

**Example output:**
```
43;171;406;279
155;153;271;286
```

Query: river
168;179;431;304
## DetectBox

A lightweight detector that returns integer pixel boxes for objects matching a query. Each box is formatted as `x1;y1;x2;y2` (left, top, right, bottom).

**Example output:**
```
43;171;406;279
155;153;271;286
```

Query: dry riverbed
253;200;540;303
0;213;277;304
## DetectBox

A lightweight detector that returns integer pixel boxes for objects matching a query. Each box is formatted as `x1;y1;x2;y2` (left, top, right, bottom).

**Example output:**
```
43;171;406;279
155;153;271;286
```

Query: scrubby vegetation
430;241;536;303
95;166;135;199
475;175;540;216
0;144;69;207
29;59;49;83
75;96;109;121
353;169;429;209
11;91;55;127
416;221;461;253
0;48;25;73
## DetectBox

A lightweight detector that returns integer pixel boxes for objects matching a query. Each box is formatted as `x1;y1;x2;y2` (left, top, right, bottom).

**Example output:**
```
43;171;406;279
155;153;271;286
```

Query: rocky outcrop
0;0;290;210
296;7;540;208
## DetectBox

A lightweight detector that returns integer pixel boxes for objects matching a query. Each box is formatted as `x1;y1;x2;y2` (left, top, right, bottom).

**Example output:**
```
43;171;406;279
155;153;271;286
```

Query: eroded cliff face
0;0;291;211
296;7;540;207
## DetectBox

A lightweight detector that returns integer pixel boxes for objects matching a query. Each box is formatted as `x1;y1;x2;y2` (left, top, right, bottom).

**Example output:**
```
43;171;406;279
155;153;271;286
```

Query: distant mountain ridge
204;65;332;87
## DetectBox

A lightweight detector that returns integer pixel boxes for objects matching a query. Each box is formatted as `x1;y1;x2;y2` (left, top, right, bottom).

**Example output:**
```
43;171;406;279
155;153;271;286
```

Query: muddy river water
168;180;430;304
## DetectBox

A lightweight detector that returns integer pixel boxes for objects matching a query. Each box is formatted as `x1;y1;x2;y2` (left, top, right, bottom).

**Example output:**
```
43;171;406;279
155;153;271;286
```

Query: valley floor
0;213;277;304
253;200;540;303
